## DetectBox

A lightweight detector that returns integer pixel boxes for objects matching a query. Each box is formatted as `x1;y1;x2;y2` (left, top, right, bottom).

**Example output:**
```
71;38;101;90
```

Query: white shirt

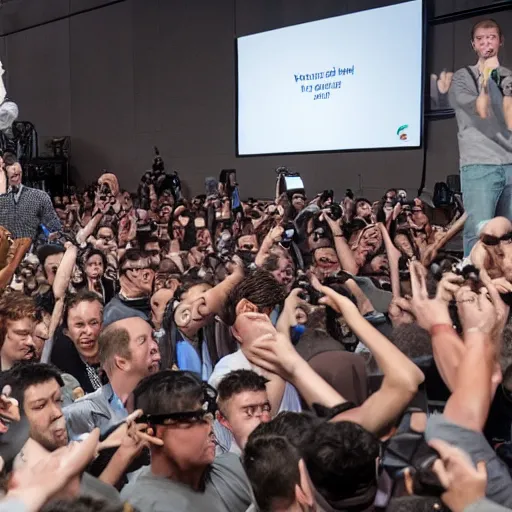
209;349;302;413
209;349;302;454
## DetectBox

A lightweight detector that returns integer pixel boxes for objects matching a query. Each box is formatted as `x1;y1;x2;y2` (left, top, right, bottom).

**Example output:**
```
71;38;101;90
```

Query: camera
454;264;484;293
137;220;158;234
328;203;343;221
294;272;322;305
280;221;296;249
398;197;416;209
276;166;305;197
382;409;445;498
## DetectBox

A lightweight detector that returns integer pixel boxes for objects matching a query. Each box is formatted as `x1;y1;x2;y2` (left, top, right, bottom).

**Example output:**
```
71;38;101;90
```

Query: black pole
0;0;128;37
430;1;512;25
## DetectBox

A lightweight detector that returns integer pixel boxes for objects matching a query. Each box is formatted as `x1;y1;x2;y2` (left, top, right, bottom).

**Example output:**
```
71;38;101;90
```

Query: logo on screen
397;125;409;142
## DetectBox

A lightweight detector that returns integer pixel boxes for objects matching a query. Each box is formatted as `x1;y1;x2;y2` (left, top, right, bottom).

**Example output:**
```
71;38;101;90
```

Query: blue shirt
176;331;213;381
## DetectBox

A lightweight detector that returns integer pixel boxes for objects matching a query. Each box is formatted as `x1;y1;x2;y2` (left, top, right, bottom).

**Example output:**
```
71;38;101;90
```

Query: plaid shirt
0;185;61;239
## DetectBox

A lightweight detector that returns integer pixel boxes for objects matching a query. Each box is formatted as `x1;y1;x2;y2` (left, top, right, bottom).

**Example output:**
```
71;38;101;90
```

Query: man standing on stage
450;19;512;256
0;152;61;241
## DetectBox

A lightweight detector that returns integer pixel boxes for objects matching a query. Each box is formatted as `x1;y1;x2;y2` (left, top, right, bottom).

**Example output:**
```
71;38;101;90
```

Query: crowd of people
0;15;509;512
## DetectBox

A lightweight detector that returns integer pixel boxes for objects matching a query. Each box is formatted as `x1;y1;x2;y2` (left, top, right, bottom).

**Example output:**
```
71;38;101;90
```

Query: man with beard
5;362;121;504
0;292;38;370
450;19;512;256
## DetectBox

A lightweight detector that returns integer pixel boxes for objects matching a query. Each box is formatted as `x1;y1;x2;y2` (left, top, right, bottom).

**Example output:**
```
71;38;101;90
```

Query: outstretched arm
52;243;77;301
315;281;424;435
443;280;508;432
323;212;358;275
408;264;465;391
378;222;401;297
245;278;424;437
76;212;103;245
255;225;283;267
41;243;77;363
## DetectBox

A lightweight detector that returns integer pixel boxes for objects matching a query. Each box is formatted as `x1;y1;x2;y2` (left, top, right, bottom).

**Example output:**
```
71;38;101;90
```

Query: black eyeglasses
137;410;215;426
136;381;218;425
480;231;512;246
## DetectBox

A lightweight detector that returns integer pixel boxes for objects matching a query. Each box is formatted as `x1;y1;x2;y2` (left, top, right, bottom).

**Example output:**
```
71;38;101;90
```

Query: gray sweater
0;185;61;239
449;65;512;167
466;498;512;512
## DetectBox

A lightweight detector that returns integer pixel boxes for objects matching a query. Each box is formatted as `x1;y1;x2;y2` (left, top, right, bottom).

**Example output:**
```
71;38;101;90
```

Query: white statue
0;60;18;131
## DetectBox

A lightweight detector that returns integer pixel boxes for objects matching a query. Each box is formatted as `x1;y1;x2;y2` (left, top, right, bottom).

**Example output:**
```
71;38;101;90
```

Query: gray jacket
64;383;128;440
466;498;512;512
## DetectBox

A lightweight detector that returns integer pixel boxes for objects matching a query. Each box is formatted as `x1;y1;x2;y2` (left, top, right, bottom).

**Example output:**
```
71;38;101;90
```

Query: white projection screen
236;0;424;156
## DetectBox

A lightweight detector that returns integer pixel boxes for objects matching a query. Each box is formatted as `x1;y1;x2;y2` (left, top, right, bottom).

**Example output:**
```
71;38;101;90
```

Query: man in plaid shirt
0;153;61;240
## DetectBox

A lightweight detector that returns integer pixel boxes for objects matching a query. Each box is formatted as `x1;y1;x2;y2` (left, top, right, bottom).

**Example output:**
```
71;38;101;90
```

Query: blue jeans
461;164;512;256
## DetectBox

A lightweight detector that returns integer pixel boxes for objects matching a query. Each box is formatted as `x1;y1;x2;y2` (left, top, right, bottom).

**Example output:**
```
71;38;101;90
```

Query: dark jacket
49;326;99;394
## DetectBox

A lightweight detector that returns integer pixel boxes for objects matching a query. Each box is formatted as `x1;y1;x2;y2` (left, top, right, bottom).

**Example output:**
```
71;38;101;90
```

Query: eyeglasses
138;410;215;426
480;231;512;246
136;381;218;426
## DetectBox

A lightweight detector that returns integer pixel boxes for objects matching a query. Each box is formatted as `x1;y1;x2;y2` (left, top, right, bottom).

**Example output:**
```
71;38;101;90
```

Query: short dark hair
222;268;287;326
3;152;18;167
174;275;212;301
37;244;66;277
133;370;204;415
119;248;150;275
303;421;380;502
62;290;104;330
5;362;64;406
217;370;268;412
471;19;502;41
82;248;108;273
243;433;301;512
250;411;322;451
41;496;128;512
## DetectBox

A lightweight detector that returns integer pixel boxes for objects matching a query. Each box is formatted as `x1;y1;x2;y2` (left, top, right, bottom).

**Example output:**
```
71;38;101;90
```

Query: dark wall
0;0;510;200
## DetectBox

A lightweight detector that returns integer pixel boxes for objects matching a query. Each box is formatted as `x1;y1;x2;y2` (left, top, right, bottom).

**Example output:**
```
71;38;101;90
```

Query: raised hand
277;288;309;333
455;286;496;335
244;330;300;382
437;70;454;94
456;275;509;339
8;429;100;511
436;272;464;303
323;210;342;235
0;385;20;433
388;297;415;327
409;261;452;331
430;439;487;512
99;410;163;452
